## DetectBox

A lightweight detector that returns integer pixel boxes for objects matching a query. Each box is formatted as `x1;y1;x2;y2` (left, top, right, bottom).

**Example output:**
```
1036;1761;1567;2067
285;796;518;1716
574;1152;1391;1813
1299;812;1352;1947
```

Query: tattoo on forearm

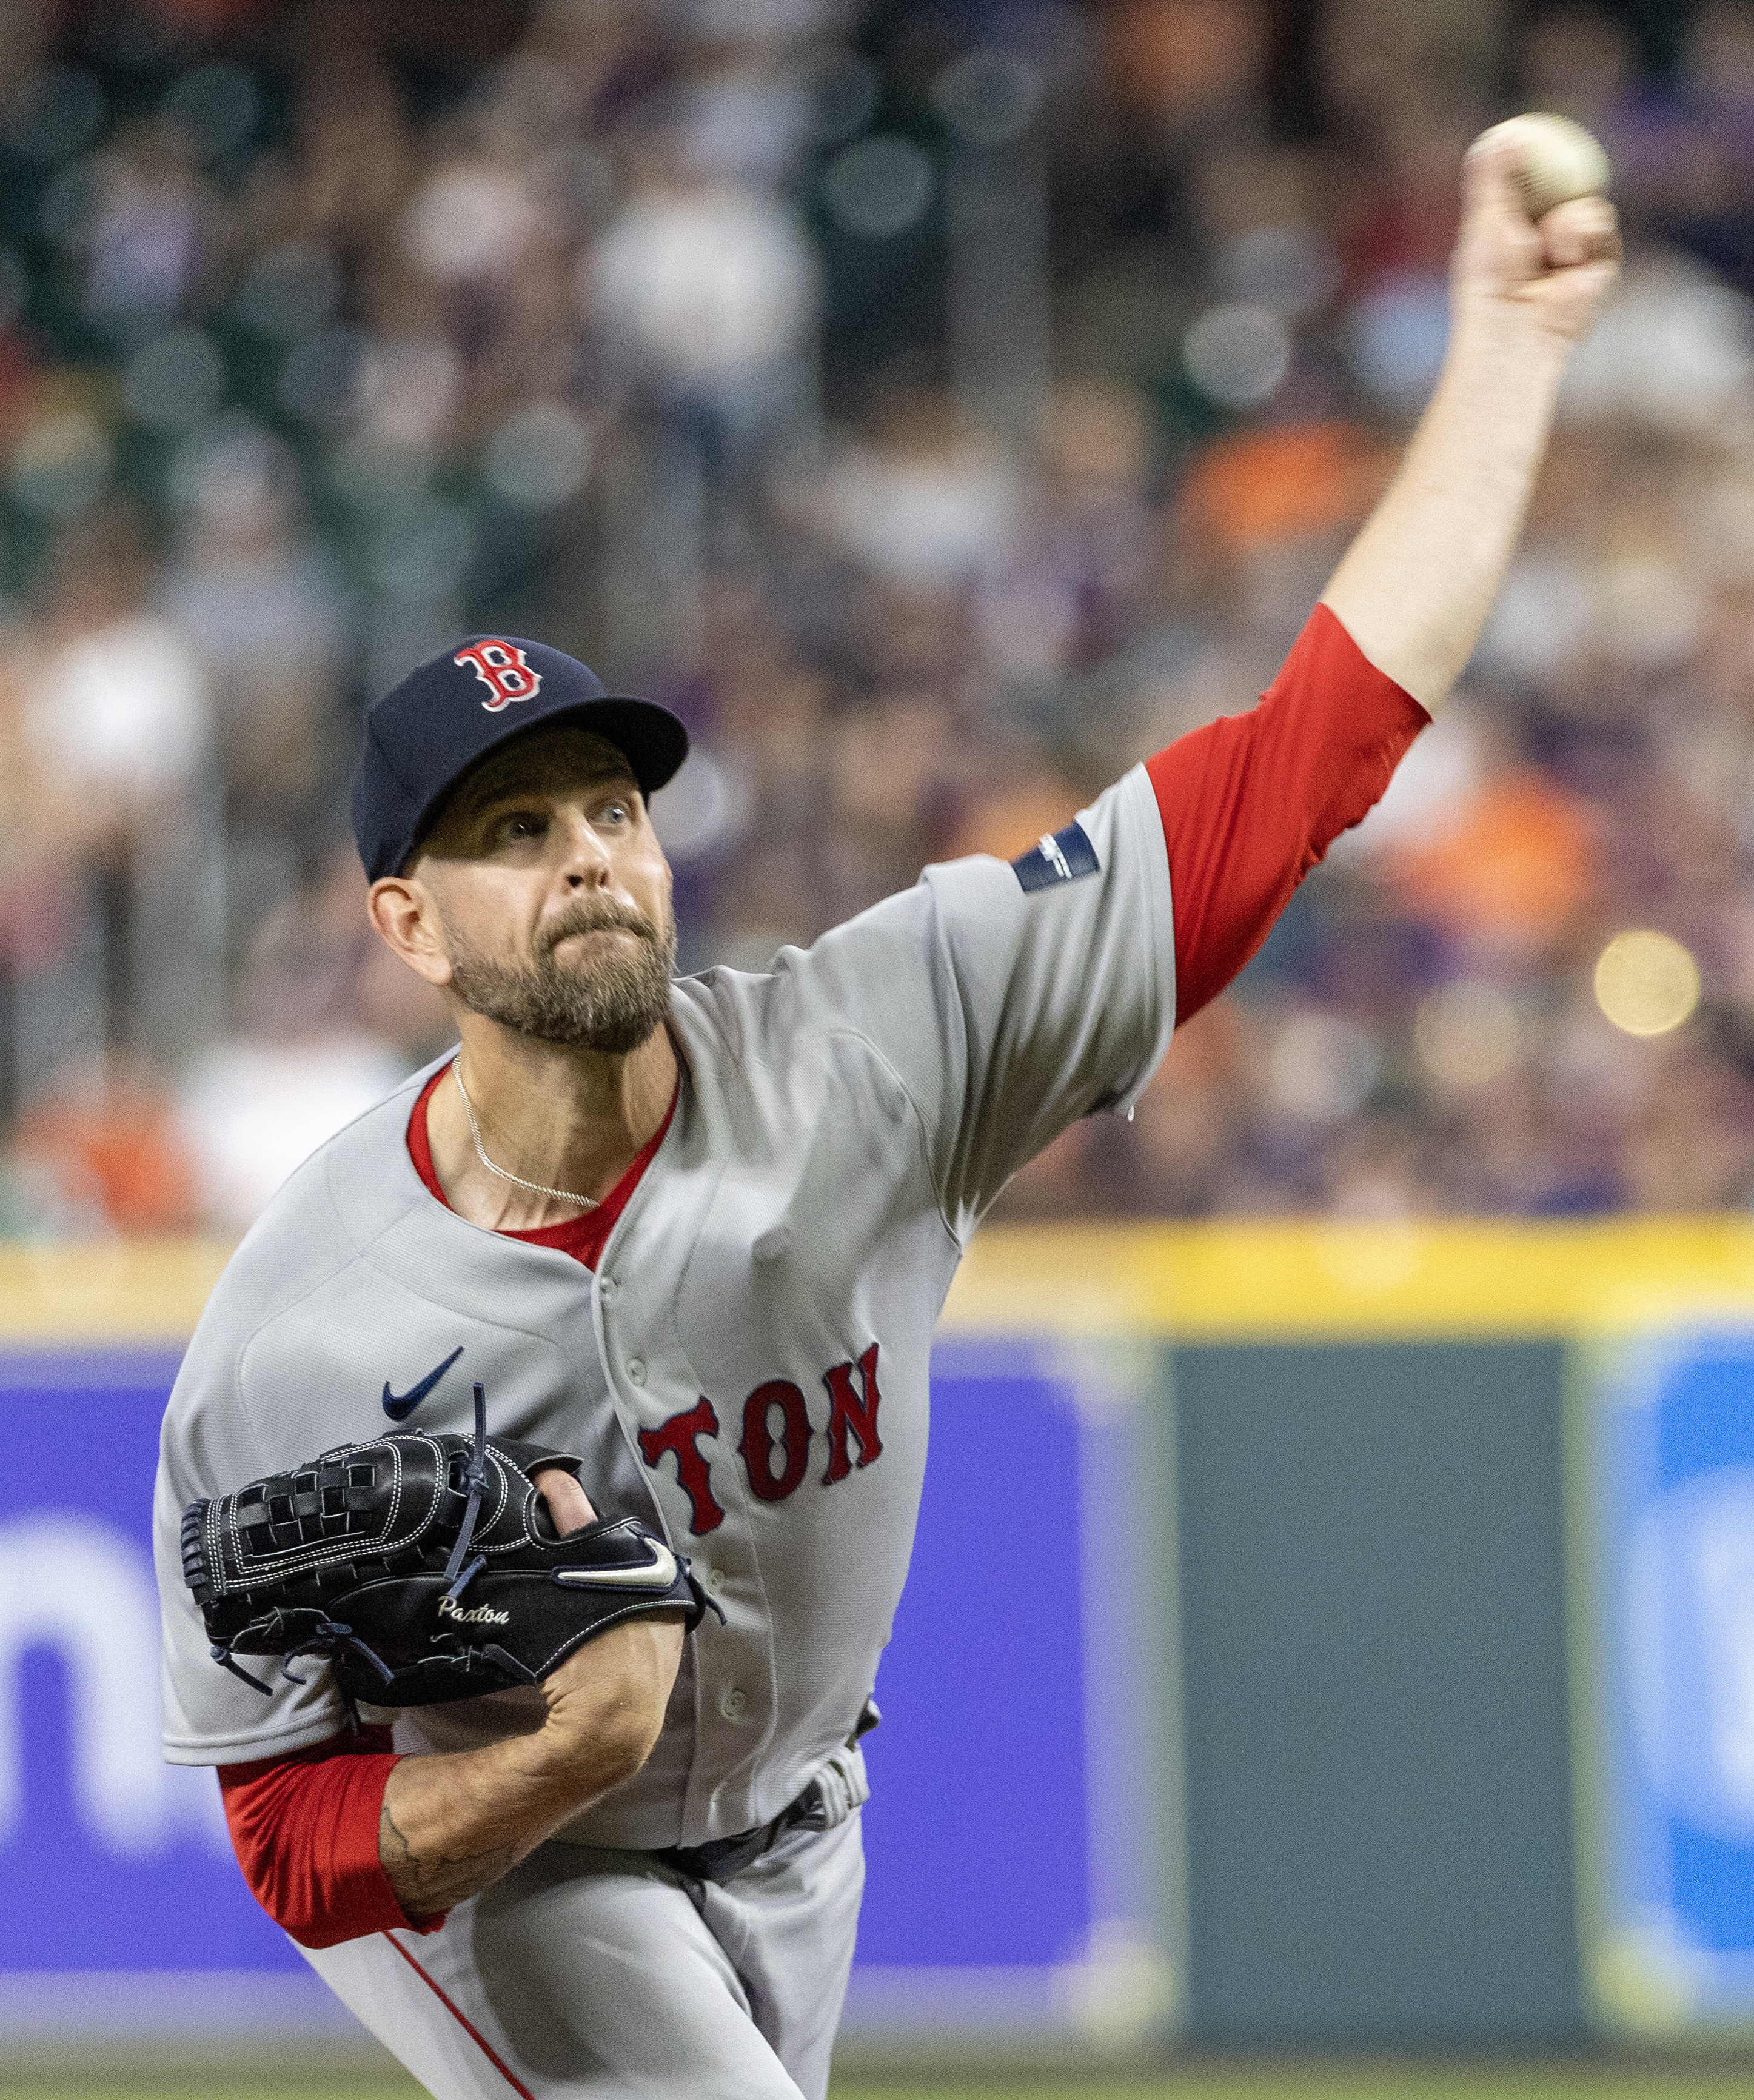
380;1795;520;1914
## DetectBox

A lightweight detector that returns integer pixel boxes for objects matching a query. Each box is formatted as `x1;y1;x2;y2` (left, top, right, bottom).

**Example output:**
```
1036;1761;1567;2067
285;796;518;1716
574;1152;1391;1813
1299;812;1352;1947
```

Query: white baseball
1473;111;1612;222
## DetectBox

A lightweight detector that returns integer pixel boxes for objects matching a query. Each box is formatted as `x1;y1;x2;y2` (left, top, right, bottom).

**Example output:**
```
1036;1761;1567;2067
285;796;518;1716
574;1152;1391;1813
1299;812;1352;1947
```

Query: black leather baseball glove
181;1382;712;1714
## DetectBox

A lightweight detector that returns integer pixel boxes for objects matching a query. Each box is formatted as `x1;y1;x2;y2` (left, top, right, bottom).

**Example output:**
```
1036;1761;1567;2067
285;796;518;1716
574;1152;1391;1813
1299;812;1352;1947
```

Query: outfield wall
3;1224;1753;2056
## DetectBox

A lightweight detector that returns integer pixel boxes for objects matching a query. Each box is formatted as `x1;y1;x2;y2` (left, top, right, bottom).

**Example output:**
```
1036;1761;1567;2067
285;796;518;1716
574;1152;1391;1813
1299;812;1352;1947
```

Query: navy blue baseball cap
351;635;689;881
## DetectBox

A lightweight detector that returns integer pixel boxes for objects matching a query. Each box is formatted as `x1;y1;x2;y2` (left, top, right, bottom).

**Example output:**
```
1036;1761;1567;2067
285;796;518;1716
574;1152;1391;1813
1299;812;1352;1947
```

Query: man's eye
598;801;631;826
498;812;546;843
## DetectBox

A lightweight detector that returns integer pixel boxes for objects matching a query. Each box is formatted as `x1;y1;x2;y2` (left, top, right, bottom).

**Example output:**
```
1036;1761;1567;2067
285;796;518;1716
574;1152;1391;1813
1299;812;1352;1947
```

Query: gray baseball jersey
155;762;1174;1855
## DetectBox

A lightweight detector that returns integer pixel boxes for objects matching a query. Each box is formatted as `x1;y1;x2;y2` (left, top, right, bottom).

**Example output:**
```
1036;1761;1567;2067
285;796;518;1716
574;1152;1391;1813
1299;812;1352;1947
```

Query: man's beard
446;898;677;1051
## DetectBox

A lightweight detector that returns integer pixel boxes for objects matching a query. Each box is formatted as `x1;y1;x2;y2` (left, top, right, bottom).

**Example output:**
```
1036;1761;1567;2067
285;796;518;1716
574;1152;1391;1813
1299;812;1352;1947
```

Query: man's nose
557;811;612;887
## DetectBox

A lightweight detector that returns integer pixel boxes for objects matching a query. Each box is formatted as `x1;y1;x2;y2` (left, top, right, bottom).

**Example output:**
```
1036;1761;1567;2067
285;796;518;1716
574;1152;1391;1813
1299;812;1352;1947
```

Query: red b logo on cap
453;639;542;712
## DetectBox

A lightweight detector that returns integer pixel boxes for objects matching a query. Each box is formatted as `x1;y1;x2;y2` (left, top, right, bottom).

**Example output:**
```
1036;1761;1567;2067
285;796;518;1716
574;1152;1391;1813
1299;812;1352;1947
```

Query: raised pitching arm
1145;137;1619;1029
1321;139;1620;711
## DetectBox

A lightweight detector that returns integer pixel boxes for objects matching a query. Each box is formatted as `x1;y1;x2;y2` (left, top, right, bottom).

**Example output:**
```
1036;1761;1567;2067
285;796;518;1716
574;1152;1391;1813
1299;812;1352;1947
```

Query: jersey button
704;1567;726;1596
599;1277;619;1303
719;1685;748;1721
626;1358;646;1385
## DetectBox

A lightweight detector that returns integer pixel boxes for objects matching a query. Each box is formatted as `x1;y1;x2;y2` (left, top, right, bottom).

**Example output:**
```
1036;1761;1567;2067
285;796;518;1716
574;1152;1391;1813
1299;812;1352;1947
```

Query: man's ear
367;873;454;988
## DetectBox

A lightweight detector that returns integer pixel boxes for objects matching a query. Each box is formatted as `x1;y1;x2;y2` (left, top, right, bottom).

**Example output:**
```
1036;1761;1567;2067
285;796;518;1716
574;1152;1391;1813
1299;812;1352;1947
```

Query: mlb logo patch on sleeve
1012;820;1099;892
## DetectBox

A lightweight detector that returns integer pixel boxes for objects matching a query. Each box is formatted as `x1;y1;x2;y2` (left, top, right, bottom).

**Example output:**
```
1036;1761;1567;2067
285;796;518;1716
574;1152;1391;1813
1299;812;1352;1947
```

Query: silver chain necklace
452;1062;598;1211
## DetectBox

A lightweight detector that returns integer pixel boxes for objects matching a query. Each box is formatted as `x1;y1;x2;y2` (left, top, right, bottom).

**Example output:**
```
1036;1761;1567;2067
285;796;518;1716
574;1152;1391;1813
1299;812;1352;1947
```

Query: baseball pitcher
154;147;1618;2098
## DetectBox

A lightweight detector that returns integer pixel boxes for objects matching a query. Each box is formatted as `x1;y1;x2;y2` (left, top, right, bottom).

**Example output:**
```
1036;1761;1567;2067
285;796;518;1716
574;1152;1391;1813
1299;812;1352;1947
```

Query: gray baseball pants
300;1812;865;2099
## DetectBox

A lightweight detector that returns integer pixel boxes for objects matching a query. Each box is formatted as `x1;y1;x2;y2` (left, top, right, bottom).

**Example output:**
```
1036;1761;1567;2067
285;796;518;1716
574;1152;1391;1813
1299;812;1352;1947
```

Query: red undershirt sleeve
218;1726;445;1948
1147;602;1429;1026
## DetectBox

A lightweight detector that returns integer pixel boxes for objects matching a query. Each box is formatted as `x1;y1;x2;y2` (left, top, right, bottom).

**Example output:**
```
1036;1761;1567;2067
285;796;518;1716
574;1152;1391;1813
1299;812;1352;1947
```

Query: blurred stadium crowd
3;0;1754;1234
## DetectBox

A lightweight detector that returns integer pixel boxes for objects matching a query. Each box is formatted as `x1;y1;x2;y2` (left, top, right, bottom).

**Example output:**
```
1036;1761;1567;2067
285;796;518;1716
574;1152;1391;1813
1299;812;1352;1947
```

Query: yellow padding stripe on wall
0;1240;233;1343
941;1217;1754;1339
2;1222;1754;1345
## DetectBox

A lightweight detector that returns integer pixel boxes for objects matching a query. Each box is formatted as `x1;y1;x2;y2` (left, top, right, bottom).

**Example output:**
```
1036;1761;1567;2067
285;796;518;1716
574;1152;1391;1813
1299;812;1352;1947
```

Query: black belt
650;1785;822;1887
650;1697;880;1888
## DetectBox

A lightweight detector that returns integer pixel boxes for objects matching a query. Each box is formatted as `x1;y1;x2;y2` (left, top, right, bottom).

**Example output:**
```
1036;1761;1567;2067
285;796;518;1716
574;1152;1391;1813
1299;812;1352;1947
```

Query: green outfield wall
1168;1339;1578;2044
942;1217;1754;2049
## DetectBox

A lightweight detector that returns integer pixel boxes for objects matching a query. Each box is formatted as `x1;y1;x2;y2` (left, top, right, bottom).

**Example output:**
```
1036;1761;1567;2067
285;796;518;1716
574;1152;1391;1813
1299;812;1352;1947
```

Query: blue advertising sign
0;1337;1174;2046
0;1349;302;1979
1580;1326;1754;2030
860;1345;1090;1970
849;1335;1179;2041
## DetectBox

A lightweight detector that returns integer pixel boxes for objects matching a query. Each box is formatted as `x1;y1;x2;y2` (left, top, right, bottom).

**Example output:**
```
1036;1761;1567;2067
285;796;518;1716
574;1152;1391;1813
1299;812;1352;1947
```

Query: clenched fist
1452;135;1621;347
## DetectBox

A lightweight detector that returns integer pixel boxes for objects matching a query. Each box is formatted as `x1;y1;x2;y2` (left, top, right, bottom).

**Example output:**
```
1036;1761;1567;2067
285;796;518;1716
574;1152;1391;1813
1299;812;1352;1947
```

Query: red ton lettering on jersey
639;1344;884;1535
453;638;542;712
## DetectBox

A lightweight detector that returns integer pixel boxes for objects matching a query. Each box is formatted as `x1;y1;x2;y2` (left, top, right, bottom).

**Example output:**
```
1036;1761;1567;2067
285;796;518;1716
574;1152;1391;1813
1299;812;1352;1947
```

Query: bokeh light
483;402;594;509
161;60;260;161
1267;1011;1380;1123
1414;981;1521;1090
11;410;111;517
233;241;340;341
822;134;934;238
122;327;225;432
933;48;1042;148
1183;302;1292;408
1593;931;1702;1037
5;64;104;163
